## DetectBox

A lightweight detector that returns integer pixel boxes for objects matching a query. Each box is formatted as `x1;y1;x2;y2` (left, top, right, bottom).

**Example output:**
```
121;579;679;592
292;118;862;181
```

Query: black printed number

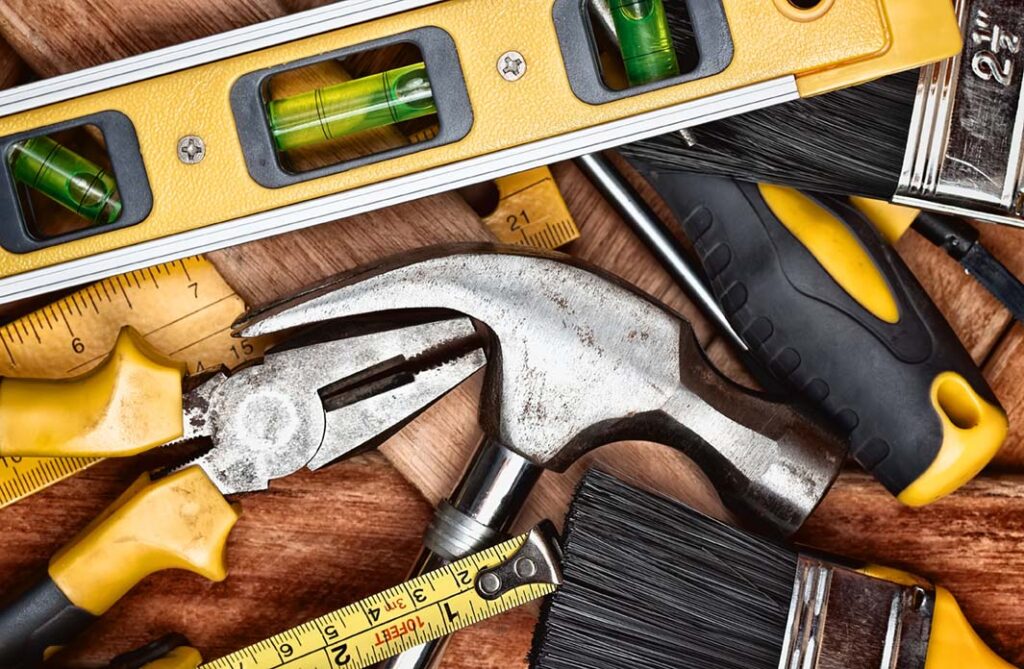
331;643;351;666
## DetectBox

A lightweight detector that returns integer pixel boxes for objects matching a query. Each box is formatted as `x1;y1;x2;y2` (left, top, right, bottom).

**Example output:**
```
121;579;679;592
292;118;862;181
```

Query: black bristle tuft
530;471;797;669
620;70;920;199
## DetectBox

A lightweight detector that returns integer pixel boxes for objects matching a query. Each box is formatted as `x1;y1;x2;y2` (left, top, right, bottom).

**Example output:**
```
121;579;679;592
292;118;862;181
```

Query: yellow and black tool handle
0;468;238;667
638;169;1007;506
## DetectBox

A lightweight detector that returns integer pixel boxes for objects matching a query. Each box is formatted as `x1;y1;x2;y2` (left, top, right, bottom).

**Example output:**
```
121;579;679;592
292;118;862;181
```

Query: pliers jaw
174;317;485;496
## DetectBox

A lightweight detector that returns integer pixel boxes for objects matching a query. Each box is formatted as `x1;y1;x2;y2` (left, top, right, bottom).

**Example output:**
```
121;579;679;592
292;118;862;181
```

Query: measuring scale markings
204;532;558;669
0;256;265;508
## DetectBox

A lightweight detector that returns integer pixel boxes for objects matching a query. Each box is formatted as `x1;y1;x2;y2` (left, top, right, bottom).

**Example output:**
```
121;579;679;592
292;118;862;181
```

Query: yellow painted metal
0;328;185;458
795;0;962;96
201;531;556;669
49;467;239;615
0;0;958;279
0;256;265;508
484;166;579;250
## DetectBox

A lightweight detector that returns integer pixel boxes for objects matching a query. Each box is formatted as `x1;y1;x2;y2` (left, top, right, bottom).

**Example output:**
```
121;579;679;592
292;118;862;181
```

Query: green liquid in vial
268;62;437;152
8;136;122;226
610;0;681;85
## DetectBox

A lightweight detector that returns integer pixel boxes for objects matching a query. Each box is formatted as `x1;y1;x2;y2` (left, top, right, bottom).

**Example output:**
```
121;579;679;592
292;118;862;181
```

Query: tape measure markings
484;167;581;251
203;534;556;669
0;256;264;508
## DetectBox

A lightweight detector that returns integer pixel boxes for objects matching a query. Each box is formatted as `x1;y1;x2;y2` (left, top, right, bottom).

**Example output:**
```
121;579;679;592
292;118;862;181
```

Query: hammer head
241;244;683;469
242;244;844;534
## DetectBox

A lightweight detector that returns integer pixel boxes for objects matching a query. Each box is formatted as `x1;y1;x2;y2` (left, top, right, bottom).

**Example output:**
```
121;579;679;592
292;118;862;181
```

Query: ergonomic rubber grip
0;468;238;667
638;169;1006;504
0;328;186;458
0;576;94;668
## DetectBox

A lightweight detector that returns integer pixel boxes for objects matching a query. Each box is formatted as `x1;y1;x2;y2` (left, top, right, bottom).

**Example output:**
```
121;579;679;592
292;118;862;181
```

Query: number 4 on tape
0;256;266;508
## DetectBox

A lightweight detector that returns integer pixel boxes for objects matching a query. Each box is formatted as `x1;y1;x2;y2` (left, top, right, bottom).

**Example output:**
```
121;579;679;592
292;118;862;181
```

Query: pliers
0;317;485;668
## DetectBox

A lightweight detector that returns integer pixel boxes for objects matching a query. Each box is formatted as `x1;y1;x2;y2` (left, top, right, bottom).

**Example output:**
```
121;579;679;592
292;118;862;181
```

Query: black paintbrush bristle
620;69;920;199
530;471;797;669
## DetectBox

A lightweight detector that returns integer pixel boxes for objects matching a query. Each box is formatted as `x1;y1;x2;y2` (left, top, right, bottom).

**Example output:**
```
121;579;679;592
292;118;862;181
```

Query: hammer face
242;244;844;534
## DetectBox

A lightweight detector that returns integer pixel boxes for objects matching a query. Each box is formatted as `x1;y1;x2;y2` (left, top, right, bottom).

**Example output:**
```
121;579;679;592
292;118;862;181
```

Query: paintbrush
531;470;1016;669
620;66;1024;324
625;0;1024;229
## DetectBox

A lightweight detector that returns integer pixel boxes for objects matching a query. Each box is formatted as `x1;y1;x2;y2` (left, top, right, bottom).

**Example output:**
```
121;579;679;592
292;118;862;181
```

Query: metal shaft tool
0;319;485;668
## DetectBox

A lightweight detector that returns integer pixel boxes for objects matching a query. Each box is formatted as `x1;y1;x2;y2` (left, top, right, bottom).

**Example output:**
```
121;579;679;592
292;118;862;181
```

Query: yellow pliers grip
0;328;186;458
0;467;238;668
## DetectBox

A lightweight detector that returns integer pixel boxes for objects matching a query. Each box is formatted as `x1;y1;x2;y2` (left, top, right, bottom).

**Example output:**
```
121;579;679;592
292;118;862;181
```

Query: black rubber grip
0;574;94;669
636;168;999;496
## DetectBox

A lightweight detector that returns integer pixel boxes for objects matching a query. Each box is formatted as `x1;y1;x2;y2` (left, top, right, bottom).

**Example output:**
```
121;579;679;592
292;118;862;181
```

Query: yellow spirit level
0;0;961;303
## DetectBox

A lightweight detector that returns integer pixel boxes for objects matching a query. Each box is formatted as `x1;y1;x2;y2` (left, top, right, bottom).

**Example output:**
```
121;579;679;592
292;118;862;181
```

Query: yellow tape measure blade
202;528;560;669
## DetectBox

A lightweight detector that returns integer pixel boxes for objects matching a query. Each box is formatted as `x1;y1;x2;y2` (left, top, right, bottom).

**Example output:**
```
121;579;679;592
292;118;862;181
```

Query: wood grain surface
0;1;1022;667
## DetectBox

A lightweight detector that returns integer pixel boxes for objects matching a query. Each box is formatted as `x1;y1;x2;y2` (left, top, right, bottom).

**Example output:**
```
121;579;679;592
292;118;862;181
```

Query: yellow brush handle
51;467;238;614
927;587;1016;669
0;327;186;457
849;197;920;244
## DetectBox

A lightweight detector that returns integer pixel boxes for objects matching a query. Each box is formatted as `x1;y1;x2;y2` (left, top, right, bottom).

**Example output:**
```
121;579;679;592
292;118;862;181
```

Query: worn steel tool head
241;244;846;534
174;317;485;495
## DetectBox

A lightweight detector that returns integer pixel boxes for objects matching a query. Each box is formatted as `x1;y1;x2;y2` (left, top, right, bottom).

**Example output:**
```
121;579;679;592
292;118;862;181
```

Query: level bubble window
0;113;151;254
6;126;122;239
231;28;472;189
553;0;734;104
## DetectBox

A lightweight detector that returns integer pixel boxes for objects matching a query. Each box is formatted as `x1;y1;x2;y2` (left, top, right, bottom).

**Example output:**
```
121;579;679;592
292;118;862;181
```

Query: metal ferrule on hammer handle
0;0;960;303
896;0;1024;227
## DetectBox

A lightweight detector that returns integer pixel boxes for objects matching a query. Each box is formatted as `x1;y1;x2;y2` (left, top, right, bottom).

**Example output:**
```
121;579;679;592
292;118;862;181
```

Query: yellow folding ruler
483;168;579;250
144;527;561;669
0;0;960;303
0;256;266;508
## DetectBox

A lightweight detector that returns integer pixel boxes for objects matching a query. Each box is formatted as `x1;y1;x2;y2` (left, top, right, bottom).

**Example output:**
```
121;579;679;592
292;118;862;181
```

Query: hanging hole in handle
773;0;835;22
936;377;982;430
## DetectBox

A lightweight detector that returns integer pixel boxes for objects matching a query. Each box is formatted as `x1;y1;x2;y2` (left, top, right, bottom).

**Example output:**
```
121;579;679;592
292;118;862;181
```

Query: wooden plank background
0;1;1023;666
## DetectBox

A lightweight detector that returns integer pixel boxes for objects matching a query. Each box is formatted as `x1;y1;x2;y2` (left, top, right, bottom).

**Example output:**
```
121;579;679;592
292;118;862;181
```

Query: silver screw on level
478;571;502;596
177;135;206;164
498;51;527;81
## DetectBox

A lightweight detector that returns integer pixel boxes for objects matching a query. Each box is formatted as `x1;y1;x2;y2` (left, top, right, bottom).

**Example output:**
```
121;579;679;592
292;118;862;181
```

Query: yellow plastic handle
49;467;239;615
0;328;186;457
898;372;1009;507
758;184;900;323
926;587;1015;669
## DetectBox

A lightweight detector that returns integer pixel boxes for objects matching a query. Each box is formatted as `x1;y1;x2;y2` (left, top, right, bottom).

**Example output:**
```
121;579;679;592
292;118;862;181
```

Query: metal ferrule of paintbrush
896;0;1024;227
780;556;935;669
